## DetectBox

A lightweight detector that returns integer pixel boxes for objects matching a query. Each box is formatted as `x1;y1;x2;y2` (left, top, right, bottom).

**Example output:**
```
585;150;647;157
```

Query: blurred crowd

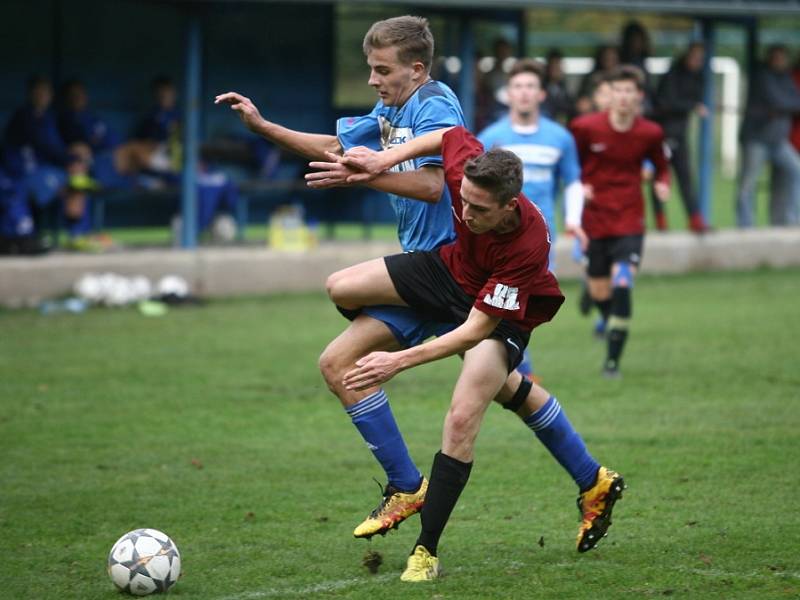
1;19;799;255
0;76;247;254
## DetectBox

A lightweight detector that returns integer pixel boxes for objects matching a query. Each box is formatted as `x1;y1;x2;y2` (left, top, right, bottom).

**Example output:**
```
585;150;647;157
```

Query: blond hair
362;16;434;71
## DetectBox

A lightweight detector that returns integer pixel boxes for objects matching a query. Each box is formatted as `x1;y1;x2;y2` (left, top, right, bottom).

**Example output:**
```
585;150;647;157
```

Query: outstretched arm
342;307;501;390
304;126;457;201
305;152;444;202
344;127;455;176
214;92;341;160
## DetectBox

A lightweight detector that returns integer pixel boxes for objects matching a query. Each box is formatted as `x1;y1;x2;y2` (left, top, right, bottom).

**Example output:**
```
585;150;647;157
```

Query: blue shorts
363;305;455;348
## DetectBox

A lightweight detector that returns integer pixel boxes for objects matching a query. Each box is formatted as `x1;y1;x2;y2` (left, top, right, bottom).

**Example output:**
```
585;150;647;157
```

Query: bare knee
325;270;345;303
444;406;477;450
318;343;346;393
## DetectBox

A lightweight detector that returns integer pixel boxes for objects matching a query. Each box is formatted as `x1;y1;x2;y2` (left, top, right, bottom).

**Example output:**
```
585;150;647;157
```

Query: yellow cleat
576;466;625;552
400;545;440;582
353;478;428;539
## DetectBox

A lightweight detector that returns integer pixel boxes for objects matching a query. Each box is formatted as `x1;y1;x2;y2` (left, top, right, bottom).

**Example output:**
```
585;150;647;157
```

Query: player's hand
582;183;594;201
695;103;709;119
654;181;670;202
565;224;589;252
341;146;391;176
343;351;403;390
306;152;372;188
214;92;266;134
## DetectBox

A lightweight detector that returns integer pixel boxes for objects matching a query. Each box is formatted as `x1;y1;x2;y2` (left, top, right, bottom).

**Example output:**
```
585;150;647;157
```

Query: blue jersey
478;115;580;238
337;79;464;252
58;109;119;152
136;107;180;143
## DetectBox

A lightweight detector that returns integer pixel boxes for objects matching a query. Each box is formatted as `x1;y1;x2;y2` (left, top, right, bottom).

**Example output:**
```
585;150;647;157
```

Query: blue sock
346;389;422;492
524;397;600;491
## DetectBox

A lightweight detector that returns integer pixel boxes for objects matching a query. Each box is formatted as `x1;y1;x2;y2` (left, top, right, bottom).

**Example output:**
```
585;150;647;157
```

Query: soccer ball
211;214;237;243
107;528;181;596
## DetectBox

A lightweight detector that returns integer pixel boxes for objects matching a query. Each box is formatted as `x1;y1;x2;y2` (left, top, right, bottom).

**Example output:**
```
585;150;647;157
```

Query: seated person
2;76;95;241
132;75;182;179
58;79;121;154
0;165;49;254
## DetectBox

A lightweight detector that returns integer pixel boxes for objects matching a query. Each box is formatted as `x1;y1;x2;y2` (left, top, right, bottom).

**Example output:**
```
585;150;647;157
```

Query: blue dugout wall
0;1;335;142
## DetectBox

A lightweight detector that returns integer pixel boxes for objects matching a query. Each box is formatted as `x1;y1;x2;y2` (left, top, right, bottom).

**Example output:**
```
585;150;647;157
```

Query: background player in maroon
324;126;624;581
570;65;670;377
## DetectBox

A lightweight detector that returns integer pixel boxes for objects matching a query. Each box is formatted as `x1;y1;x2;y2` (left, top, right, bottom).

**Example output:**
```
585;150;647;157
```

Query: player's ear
505;196;519;211
411;61;427;80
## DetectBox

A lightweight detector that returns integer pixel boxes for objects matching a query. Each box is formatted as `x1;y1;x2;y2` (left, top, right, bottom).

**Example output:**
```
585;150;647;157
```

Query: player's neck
510;110;539;129
493;209;521;234
608;110;636;132
396;77;432;107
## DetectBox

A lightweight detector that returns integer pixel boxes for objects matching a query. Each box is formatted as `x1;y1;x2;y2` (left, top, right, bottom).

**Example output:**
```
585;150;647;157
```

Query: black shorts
384;251;530;373
586;235;644;278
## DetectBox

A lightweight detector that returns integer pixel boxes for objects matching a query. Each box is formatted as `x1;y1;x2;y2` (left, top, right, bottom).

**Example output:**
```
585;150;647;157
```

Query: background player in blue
217;16;465;537
478;59;586;264
478;59;586;376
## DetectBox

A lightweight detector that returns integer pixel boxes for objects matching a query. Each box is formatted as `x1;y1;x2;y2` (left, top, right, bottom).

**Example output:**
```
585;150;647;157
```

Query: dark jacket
654;61;704;138
741;62;800;144
2;105;69;176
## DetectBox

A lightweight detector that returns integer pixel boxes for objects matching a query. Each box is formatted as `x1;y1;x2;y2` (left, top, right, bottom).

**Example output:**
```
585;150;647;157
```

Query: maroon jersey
570;111;670;239
437;127;564;332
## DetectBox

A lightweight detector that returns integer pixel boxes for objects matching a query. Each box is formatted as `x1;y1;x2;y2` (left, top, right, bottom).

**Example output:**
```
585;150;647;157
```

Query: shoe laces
409;547;434;569
368;478;399;518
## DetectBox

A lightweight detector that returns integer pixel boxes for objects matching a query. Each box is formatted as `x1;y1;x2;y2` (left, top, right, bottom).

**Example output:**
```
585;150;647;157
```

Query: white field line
216;561;798;599
216;573;396;599
216;566;469;600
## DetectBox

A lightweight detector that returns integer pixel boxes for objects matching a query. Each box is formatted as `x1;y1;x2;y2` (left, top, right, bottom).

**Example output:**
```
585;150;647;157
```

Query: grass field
2;268;799;599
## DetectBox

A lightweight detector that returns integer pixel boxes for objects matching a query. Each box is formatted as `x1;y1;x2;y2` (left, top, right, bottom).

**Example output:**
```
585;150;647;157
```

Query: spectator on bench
2;76;96;246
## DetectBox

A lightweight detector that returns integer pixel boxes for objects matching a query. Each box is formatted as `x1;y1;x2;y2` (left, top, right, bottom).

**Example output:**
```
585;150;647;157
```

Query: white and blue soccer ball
107;528;181;596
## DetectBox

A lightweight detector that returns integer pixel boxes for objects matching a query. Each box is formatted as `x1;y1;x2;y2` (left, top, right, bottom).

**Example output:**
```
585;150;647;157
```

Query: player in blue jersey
478;59;586;266
217;16;465;537
477;59;586;376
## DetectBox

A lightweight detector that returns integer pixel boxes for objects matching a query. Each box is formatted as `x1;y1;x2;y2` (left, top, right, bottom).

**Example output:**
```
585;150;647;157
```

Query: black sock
415;451;472;557
606;286;631;366
607;329;628;366
595;299;612;323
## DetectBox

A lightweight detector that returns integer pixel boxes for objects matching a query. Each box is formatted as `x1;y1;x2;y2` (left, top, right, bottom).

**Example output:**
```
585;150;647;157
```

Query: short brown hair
608;64;646;90
463;149;523;205
362;16;434;71
507;58;546;85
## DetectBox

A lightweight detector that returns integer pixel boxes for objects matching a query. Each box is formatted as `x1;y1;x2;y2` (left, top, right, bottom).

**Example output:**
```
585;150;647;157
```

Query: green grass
1;269;799;599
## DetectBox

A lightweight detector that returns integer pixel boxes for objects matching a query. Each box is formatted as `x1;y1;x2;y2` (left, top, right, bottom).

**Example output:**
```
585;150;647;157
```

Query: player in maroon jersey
570;65;670;378
319;126;624;581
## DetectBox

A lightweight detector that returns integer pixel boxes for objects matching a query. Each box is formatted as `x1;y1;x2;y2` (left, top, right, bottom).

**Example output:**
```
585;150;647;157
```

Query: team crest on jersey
590;143;607;153
484;283;520;310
